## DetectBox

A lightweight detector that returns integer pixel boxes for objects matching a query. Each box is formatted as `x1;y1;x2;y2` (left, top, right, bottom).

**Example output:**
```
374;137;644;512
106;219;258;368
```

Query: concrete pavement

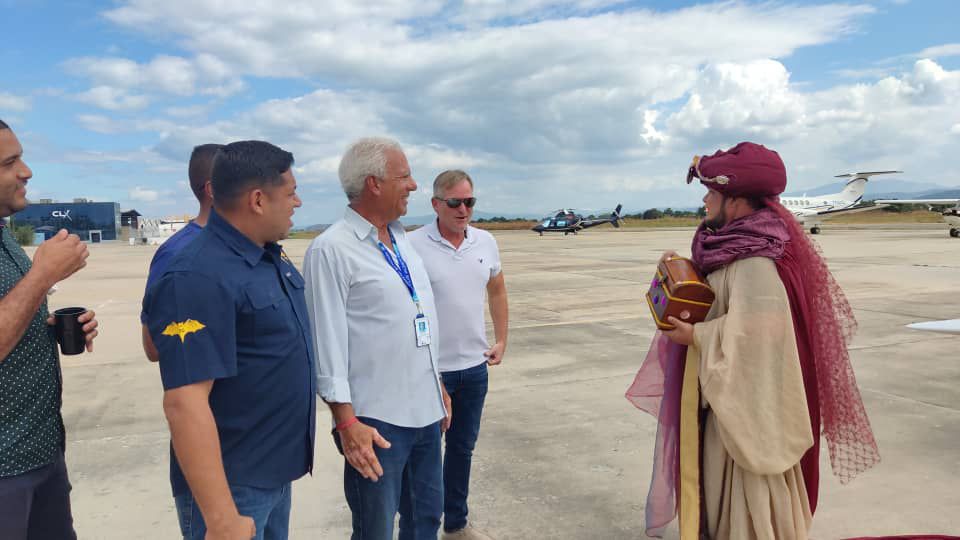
38;225;960;538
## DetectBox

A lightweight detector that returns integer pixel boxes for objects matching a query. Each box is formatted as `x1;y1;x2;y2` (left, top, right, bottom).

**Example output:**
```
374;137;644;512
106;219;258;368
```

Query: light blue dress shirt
303;207;445;428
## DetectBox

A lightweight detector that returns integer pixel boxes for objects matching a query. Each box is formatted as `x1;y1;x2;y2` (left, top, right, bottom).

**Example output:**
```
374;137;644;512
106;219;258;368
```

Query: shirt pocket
241;281;296;348
283;268;306;290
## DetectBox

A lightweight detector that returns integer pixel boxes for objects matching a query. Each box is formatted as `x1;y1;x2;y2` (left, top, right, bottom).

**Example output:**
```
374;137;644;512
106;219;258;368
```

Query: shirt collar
425;218;474;247
207;209;267;267
344;206;403;242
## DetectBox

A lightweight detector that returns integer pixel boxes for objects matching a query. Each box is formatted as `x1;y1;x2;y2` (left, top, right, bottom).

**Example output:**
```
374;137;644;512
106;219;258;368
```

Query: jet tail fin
611;204;623;228
833;170;902;203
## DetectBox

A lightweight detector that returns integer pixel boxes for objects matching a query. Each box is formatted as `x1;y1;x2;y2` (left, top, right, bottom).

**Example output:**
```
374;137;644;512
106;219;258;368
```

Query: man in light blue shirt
303;137;451;540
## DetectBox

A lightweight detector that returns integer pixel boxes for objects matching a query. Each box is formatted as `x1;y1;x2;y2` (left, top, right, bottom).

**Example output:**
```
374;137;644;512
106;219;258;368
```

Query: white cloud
665;60;805;146
452;0;627;24
53;0;960;222
83;1;878;175
405;143;492;171
65;53;245;105
75;86;150;111
130;186;160;201
950;124;960;135
76;114;126;134
916;43;960;58
0;92;31;112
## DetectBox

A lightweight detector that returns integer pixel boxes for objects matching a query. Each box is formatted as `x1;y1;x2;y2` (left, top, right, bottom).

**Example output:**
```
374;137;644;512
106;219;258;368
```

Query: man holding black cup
0;119;99;540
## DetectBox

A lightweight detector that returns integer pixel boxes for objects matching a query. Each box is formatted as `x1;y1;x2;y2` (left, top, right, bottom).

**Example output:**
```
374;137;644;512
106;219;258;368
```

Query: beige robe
681;256;814;540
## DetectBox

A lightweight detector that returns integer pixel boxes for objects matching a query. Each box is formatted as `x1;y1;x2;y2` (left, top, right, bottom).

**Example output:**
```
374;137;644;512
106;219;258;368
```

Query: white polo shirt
409;220;502;373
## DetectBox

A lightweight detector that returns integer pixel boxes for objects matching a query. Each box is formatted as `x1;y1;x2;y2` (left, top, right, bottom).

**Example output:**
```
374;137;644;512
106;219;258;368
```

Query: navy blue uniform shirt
140;220;203;324
143;210;316;496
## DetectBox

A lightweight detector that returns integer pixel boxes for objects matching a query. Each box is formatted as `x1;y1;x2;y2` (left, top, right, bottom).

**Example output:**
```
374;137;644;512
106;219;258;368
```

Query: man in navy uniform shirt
143;140;315;540
142;143;222;363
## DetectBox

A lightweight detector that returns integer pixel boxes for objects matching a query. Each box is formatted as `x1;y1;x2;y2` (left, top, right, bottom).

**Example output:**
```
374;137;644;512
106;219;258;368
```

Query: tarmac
35;223;959;539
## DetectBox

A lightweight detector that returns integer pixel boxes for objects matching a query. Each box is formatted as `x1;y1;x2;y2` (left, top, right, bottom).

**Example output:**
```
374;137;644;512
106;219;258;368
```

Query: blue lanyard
377;229;421;309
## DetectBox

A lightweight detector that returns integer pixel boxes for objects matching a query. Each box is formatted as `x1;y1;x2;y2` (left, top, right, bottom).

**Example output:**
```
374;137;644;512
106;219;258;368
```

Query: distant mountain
399;210;539;226
785;178;954;197
294;223;330;233
869;188;960;200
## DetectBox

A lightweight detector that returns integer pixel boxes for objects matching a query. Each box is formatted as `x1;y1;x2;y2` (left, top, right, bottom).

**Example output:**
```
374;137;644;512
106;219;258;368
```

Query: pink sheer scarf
625;332;686;537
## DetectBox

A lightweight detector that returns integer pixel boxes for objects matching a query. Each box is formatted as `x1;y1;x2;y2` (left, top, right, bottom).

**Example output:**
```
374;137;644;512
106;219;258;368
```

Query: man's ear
249;188;266;216
430;197;442;214
203;181;214;201
366;175;381;197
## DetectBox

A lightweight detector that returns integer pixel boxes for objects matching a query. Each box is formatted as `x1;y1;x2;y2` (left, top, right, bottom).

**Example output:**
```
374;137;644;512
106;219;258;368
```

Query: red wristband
336;417;359;432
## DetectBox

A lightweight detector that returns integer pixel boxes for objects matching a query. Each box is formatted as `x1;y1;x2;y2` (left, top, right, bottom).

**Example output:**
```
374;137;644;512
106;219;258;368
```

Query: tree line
474;206;706;223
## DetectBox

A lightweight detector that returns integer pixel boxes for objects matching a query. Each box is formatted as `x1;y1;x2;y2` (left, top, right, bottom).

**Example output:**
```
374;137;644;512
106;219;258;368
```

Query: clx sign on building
13;201;121;242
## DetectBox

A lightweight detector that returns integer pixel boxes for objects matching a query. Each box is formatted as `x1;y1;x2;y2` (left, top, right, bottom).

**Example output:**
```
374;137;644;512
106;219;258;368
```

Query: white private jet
873;198;960;238
907;319;960;334
781;170;902;234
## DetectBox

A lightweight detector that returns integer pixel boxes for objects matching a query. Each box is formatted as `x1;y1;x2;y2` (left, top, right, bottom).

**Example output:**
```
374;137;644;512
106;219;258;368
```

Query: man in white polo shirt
409;170;509;540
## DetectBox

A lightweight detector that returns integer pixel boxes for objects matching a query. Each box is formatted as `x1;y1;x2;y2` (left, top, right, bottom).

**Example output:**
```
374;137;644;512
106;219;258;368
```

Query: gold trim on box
646;291;674;330
654;270;714;308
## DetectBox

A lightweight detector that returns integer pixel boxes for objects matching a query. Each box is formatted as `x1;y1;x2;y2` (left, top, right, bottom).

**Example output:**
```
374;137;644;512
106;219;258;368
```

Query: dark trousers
440;362;489;532
0;453;77;540
336;417;443;540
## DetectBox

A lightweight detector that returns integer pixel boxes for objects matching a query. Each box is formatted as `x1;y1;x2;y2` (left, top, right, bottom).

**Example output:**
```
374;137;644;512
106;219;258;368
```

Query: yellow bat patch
162;319;206;343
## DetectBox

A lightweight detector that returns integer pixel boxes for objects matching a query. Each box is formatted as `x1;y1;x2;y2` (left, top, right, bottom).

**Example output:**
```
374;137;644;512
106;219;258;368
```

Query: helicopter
532;204;623;236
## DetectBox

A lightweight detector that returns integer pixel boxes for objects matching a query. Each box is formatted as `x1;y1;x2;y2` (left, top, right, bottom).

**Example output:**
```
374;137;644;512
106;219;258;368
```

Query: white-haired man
303;137;451;540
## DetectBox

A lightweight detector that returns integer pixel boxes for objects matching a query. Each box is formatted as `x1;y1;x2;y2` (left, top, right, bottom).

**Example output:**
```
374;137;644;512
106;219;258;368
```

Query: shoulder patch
162;319;206;342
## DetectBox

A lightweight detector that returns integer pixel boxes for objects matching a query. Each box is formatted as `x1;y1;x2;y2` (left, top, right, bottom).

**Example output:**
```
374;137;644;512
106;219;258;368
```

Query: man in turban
627;142;880;539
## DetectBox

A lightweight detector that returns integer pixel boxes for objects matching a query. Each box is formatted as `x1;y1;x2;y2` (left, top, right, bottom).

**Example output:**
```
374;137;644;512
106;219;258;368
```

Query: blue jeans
336;417;442;540
174;483;292;540
440;362;489;532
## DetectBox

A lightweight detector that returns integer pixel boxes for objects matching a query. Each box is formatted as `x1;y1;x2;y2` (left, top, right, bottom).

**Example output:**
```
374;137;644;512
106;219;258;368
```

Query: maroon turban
685;141;786;198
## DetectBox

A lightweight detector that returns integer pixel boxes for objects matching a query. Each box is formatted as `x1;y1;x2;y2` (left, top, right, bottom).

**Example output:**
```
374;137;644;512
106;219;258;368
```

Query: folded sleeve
488;232;502;277
302;242;352;403
144;271;237;390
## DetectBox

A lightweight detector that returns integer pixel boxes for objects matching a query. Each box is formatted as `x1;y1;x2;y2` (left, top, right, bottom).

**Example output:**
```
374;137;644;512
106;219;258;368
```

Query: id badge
414;314;431;347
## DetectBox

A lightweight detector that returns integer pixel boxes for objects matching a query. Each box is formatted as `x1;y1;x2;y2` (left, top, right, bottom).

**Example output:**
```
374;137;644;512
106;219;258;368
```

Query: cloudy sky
2;0;958;224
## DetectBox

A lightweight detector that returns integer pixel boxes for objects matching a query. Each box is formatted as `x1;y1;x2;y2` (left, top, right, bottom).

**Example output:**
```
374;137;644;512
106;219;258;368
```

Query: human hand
31;229;88;287
484;341;506;366
441;386;452;433
46;309;99;353
339;422;391;481
204;513;255;540
662;316;694;346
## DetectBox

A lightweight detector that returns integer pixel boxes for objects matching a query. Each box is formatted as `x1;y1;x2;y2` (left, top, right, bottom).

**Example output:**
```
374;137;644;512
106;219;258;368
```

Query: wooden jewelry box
646;257;715;331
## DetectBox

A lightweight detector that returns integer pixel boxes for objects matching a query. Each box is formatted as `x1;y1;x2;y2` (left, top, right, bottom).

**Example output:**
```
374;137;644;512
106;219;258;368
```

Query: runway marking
509;315;644;330
95;299;119;310
861;388;960;414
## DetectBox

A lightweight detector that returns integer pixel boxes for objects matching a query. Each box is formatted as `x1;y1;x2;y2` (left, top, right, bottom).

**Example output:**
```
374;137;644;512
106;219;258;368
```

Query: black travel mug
54;307;87;355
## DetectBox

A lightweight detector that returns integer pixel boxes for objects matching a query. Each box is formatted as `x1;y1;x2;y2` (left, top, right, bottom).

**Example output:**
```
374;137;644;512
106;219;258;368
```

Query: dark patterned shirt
0;224;65;477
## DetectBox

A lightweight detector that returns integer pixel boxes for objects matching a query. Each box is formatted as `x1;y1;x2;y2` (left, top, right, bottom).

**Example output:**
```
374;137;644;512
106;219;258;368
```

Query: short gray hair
433;170;474;198
338;137;404;201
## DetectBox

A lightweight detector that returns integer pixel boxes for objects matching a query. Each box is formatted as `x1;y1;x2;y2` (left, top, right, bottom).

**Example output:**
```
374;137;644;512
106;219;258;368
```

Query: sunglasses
436;197;477;209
